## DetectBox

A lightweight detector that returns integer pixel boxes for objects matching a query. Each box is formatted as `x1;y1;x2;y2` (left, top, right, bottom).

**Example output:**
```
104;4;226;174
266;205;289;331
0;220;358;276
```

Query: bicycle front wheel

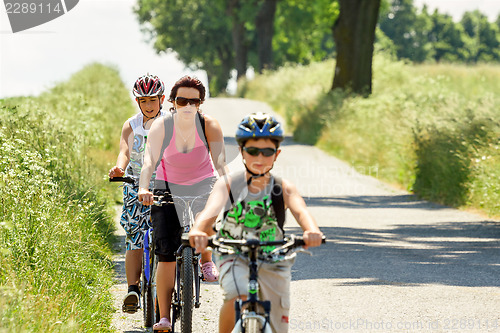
244;317;262;333
143;250;158;327
180;247;194;333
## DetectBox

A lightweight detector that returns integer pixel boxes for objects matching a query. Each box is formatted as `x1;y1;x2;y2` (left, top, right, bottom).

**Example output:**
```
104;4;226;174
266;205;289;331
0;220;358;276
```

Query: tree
227;0;250;80
255;0;278;72
134;0;340;95
461;11;500;63
428;10;467;62
272;0;337;67
332;0;381;95
379;0;433;62
135;0;233;95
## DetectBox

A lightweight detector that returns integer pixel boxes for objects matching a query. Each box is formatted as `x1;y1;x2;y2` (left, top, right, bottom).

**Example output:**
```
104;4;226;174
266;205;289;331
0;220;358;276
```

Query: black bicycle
154;191;212;333
187;235;326;333
109;176;159;328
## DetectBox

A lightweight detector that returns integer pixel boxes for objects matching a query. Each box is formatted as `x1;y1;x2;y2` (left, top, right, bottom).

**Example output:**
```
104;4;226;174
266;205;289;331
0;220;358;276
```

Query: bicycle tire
244;317;262;333
143;229;159;328
143;281;154;327
180;247;194;333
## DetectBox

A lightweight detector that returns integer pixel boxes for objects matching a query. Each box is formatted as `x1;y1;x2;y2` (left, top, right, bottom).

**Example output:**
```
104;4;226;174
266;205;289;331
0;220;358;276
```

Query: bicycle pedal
122;304;140;314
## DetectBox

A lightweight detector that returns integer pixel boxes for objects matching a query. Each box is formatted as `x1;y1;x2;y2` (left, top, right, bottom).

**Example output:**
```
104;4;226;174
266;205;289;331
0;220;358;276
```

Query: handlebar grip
293;235;327;246
109;177;135;184
181;233;191;246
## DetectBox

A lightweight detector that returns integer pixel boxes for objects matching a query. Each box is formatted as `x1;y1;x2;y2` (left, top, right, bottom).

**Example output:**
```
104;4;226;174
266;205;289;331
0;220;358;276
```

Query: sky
0;0;207;99
414;0;500;21
1;0;499;100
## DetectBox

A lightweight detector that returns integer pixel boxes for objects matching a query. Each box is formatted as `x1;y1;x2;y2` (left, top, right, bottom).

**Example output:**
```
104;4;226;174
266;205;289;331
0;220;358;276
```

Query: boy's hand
109;166;125;178
303;230;323;248
189;229;209;254
138;188;153;206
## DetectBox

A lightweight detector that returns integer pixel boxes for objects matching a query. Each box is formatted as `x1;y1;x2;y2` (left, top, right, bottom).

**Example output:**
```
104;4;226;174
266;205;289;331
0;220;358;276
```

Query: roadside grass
0;63;135;332
239;55;500;217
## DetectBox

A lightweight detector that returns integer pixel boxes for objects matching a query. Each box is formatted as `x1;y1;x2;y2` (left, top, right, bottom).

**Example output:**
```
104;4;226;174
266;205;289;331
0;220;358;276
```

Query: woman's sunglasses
175;97;201;107
243;147;277;157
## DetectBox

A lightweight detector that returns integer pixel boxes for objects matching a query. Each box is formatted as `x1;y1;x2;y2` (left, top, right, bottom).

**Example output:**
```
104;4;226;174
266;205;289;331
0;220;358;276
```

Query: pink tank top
155;125;215;185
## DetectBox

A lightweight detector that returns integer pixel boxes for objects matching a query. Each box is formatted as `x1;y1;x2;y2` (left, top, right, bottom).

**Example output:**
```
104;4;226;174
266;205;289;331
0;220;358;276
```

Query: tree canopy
134;0;500;96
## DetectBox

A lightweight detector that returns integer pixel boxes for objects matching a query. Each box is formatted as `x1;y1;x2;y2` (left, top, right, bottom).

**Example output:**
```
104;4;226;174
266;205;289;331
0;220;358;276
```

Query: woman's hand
138;187;154;206
109;166;125;178
188;228;209;254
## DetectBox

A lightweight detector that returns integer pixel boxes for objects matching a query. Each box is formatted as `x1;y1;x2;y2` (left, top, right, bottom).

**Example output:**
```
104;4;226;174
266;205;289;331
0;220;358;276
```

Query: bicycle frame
231;239;273;333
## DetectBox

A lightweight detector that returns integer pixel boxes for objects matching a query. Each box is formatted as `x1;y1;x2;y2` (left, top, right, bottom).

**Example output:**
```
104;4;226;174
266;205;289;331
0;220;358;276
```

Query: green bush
0;63;135;332
240;55;500;217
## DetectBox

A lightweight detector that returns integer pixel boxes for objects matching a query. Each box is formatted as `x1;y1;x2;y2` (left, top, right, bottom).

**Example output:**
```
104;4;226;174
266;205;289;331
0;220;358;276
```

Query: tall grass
0;63;135;332
239;56;500;217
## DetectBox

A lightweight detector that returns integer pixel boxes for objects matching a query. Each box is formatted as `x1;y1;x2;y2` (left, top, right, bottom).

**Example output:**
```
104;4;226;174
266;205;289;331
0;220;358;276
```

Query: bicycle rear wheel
180;247;194;333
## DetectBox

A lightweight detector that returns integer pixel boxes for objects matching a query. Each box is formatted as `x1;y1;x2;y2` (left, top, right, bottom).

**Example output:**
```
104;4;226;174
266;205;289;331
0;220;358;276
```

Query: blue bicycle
109;176;159;328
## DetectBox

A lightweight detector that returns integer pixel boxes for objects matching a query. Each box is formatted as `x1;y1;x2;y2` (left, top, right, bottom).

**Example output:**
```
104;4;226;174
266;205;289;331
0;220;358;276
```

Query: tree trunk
228;0;248;80
255;0;278;73
332;0;381;95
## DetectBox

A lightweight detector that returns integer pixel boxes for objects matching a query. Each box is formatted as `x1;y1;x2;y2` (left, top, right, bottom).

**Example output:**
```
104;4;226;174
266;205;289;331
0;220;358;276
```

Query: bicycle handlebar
181;234;326;253
109;176;135;184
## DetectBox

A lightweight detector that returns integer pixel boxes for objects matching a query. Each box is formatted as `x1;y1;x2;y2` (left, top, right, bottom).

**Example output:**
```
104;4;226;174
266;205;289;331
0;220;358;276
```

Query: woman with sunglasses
138;75;228;331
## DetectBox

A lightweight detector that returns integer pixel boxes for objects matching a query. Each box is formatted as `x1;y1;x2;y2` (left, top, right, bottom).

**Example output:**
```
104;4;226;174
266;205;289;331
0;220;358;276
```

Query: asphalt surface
112;97;500;333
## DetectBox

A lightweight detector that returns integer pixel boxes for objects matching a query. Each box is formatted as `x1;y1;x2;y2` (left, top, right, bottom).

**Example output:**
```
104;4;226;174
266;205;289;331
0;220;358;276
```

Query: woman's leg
156;261;176;319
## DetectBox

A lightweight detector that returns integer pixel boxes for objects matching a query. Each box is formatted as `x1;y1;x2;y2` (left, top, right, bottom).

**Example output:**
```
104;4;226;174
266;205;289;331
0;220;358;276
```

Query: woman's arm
282;178;323;247
109;120;132;178
138;117;165;204
204;114;229;177
189;177;230;252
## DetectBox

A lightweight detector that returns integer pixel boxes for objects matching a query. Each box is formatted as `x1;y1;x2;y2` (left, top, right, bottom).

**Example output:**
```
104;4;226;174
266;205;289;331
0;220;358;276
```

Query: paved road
112;98;500;333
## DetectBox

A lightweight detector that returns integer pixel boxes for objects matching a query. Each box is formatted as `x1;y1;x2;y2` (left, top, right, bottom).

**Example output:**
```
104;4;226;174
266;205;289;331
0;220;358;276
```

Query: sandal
201;261;219;282
153;317;172;331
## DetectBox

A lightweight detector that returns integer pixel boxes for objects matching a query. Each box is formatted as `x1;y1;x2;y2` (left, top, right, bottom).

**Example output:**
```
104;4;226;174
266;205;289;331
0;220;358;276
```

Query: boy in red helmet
109;74;166;313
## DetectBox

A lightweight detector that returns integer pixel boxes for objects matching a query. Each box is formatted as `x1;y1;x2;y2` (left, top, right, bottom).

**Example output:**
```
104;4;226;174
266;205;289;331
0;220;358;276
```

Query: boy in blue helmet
189;112;323;333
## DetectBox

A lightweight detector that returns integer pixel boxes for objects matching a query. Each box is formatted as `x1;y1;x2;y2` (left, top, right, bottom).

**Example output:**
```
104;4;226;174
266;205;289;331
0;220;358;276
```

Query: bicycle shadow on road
285;219;500;287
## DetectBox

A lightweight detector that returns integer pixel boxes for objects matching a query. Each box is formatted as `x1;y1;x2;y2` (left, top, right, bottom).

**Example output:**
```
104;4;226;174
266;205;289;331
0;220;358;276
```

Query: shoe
201;261;219;282
153;317;172;331
122;290;140;313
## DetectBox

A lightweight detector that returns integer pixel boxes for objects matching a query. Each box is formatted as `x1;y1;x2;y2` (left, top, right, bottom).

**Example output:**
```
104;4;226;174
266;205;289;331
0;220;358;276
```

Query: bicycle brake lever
296;248;312;256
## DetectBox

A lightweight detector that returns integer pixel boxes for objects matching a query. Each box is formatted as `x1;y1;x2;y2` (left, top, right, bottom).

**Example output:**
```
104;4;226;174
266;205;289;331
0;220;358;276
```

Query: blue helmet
235;113;284;146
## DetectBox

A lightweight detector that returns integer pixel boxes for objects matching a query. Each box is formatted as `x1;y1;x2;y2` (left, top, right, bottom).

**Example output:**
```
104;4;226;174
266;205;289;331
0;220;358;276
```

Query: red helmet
133;74;165;97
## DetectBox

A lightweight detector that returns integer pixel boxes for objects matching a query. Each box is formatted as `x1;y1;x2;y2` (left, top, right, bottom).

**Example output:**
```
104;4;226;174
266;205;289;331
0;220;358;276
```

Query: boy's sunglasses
175;97;201;107
243;147;277;157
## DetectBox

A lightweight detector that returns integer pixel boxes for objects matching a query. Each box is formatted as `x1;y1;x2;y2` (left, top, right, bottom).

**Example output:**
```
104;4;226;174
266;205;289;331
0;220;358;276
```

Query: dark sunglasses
175;97;201;107
243;147;277;157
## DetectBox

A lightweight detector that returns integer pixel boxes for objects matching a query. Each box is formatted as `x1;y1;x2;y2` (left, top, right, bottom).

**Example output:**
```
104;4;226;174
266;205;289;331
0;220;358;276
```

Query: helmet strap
244;162;273;186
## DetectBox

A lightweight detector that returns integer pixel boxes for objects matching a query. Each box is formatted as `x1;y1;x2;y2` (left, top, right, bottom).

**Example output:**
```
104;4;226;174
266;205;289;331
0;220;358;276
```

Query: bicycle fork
232;252;272;333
